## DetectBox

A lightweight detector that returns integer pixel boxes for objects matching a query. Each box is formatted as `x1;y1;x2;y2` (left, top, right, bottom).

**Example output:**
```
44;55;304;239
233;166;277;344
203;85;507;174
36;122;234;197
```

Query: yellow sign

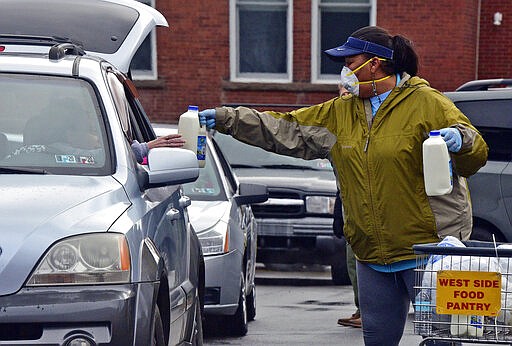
436;270;501;316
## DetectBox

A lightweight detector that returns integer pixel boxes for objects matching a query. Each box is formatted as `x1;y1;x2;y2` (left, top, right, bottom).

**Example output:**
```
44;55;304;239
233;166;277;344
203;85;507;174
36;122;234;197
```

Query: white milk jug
178;105;206;168
450;314;484;337
468;315;484;337
422;130;452;196
450;314;468;336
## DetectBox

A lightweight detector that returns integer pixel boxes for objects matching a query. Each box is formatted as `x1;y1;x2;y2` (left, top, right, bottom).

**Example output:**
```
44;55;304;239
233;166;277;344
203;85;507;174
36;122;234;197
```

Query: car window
107;72;134;142
0;73;111;175
213;132;333;171
455;99;512;162
123;78;156;143
107;71;155;147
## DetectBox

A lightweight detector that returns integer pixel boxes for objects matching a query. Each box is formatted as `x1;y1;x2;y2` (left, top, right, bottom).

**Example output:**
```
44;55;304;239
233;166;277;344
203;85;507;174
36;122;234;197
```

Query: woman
199;26;488;345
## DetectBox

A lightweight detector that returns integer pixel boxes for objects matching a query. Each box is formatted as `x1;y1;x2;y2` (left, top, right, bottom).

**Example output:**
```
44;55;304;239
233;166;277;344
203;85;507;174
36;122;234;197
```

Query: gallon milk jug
414;289;432;336
450;314;469;336
450;315;484;337
468;315;484;337
178;105;207;168
422;130;453;196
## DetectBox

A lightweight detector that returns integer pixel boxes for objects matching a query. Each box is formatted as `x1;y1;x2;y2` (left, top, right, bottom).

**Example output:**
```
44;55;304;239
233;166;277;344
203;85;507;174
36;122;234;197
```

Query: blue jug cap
429;130;440;136
188;105;199;112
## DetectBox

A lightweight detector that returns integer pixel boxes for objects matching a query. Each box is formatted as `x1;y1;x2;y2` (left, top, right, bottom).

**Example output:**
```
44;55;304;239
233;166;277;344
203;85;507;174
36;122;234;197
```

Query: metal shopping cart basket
413;240;512;345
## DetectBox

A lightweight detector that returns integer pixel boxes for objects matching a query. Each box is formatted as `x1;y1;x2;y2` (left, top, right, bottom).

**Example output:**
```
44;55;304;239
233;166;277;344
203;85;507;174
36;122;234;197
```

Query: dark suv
445;79;512;242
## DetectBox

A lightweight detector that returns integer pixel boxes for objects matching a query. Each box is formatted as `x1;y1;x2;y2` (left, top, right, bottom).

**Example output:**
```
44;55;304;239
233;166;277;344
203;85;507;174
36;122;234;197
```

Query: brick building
133;0;512;123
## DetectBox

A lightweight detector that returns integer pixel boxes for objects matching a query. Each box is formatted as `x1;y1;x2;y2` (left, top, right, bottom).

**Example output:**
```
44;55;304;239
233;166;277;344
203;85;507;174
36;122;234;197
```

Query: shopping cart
413;240;512;345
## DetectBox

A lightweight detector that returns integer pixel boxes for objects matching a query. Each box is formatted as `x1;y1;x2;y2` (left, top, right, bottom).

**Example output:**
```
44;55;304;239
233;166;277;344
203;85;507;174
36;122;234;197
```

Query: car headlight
27;233;130;286
197;221;228;256
305;196;336;214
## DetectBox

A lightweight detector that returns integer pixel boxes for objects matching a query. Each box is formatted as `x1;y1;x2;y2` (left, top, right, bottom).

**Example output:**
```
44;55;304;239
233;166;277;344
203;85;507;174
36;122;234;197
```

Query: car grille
258;235;316;249
251;190;304;217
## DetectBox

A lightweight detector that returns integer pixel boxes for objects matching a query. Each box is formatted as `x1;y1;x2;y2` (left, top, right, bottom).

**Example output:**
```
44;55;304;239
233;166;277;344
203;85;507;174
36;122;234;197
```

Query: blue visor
324;37;394;60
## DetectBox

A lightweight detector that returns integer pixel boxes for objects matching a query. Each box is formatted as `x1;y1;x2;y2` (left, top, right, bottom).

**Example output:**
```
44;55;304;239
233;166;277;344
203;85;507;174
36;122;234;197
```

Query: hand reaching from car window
147;133;185;149
131;134;185;164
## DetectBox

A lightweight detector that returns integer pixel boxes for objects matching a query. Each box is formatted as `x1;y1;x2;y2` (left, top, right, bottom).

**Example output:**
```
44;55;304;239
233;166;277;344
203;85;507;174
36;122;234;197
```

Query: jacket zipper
364;131;388;264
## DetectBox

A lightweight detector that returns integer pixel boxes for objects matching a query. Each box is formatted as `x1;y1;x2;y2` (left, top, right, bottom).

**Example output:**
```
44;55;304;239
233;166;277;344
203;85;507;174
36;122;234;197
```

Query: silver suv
0;1;204;345
445;79;512;242
154;124;268;337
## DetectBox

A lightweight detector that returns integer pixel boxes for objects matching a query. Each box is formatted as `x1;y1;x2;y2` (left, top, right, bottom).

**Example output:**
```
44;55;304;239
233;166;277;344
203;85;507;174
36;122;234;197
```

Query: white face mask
340;65;360;96
339;57;390;97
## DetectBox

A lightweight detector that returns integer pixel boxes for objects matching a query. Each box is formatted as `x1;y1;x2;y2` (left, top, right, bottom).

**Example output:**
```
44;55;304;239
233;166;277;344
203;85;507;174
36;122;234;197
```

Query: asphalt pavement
255;264;424;345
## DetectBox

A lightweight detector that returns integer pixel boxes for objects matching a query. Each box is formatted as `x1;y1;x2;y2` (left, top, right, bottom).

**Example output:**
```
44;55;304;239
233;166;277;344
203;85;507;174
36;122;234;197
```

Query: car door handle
179;195;191;208
166;208;180;221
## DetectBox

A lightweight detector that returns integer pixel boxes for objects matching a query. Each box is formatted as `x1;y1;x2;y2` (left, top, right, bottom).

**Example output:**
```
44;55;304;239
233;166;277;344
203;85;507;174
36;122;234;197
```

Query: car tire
191;300;204;345
227;273;248;336
331;259;350;286
152;305;165;346
246;285;256;321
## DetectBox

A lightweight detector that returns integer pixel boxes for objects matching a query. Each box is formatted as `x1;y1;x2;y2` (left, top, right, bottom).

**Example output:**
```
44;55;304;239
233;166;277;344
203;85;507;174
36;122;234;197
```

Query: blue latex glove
439;127;462;152
199;109;216;129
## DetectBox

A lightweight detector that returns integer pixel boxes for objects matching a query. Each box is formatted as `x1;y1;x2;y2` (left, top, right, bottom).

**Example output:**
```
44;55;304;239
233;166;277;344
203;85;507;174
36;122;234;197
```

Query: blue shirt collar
370;73;401;117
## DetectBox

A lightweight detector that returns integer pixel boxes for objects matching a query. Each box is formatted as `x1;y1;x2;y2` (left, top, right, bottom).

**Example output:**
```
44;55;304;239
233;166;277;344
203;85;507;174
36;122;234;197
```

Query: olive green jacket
214;75;488;265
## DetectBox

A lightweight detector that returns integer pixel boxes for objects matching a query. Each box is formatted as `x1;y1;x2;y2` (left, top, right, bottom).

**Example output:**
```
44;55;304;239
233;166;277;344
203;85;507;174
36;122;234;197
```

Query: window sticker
55;155;77;164
79;156;95;165
191;187;216;195
55;155;96;165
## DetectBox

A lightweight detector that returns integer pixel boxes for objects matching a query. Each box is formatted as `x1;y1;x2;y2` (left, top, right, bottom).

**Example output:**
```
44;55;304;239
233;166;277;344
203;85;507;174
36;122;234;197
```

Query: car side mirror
234;182;268;205
146;147;199;187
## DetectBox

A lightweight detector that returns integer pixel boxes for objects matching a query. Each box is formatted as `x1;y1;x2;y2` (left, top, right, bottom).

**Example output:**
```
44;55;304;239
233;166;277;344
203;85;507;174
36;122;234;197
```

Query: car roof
0;0;168;73
445;89;512;102
456;78;512;91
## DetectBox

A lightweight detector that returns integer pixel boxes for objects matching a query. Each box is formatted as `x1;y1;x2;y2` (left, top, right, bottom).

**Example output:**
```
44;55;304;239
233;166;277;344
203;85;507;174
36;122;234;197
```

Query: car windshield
0;73;110;175
213;132;333;171
182;141;227;201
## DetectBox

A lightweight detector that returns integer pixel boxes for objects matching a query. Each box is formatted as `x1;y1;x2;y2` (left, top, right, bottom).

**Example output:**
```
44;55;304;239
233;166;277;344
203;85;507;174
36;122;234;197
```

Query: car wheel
470;225;505;242
227;273;248;336
331;259;350;285
191;300;204;346
152;305;165;346
246;285;256;321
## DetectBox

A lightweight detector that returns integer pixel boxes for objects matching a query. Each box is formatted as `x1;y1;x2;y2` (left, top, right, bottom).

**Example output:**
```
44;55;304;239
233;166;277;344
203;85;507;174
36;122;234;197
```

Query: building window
130;0;158;80
230;0;293;83
311;0;375;83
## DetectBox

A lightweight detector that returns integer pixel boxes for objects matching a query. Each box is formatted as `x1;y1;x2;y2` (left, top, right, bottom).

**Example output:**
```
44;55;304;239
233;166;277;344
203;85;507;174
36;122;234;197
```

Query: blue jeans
357;261;457;346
